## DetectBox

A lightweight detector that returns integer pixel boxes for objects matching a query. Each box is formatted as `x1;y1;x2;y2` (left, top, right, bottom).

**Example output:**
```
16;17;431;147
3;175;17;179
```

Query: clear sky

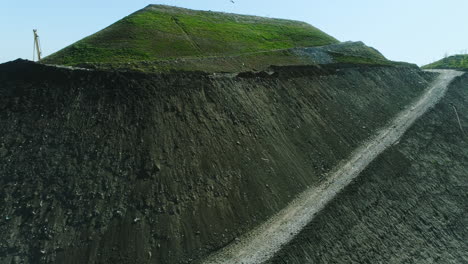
2;0;467;65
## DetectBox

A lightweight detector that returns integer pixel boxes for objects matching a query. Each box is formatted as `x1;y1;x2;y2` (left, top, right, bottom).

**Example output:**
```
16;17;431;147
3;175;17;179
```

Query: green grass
42;5;338;65
69;44;407;74
423;55;468;70
73;49;312;73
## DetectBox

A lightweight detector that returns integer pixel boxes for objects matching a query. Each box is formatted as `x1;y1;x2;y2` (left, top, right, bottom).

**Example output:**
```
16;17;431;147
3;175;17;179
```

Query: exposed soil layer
0;60;433;264
267;73;468;263
200;70;462;264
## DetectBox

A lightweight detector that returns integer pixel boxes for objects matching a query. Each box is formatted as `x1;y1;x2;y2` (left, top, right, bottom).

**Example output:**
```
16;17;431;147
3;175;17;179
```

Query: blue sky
2;0;467;65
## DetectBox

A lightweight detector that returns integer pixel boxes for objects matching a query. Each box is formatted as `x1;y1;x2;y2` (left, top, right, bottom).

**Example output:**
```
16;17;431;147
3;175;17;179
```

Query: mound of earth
41;5;403;74
0;59;434;263
41;5;338;66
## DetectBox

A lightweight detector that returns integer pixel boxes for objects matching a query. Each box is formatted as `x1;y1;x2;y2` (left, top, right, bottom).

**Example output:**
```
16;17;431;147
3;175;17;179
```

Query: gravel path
201;69;464;264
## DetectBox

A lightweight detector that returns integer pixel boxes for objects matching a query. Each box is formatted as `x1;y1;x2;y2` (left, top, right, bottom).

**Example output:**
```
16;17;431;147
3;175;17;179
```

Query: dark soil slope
268;73;468;264
0;60;433;264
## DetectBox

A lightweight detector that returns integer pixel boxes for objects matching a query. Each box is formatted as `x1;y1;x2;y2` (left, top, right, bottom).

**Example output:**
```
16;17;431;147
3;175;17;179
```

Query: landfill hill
41;5;400;73
423;54;468;70
0;59;434;264
0;4;441;264
42;4;338;65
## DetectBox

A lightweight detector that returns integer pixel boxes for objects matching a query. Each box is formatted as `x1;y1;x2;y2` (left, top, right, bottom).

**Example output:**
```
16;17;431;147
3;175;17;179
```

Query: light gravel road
201;69;464;264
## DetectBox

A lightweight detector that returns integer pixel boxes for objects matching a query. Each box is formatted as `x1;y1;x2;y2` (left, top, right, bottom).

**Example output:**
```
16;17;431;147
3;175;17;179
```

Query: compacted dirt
0;60;435;264
201;70;463;264
268;72;468;264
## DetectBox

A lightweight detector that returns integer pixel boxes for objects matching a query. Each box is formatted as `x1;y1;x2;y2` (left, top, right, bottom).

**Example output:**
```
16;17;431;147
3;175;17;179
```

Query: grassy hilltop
423;54;468;70
42;5;339;65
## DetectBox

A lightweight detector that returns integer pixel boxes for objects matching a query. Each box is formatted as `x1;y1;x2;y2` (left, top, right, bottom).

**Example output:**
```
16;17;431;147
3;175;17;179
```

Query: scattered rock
0;146;7;157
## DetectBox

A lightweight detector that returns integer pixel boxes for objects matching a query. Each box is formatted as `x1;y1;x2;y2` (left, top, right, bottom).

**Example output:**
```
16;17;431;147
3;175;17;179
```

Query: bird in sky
230;0;235;3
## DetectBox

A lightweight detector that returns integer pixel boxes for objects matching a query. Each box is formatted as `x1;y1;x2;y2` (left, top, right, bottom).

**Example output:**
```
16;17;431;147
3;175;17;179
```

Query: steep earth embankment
201;70;463;264
0;60;433;264
268;72;468;263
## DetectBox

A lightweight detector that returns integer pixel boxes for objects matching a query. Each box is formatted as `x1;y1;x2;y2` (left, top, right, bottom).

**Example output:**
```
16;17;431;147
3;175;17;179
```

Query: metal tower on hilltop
33;29;42;61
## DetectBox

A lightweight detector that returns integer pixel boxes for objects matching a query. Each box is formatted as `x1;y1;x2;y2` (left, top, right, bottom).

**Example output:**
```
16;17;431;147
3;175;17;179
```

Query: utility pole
33;29;42;61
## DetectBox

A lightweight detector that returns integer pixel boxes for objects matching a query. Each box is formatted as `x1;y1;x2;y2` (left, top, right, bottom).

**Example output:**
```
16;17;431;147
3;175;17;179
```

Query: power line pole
33;29;42;61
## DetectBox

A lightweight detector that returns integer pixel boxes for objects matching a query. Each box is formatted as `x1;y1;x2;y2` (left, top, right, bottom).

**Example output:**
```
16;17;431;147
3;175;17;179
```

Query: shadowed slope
268;72;468;264
0;60;433;264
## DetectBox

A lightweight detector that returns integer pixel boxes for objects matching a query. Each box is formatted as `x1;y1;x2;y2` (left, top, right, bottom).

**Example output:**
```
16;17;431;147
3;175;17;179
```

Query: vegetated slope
75;41;399;73
41;4;338;66
0;60;433;264
40;5;398;74
268;72;468;264
424;54;468;70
